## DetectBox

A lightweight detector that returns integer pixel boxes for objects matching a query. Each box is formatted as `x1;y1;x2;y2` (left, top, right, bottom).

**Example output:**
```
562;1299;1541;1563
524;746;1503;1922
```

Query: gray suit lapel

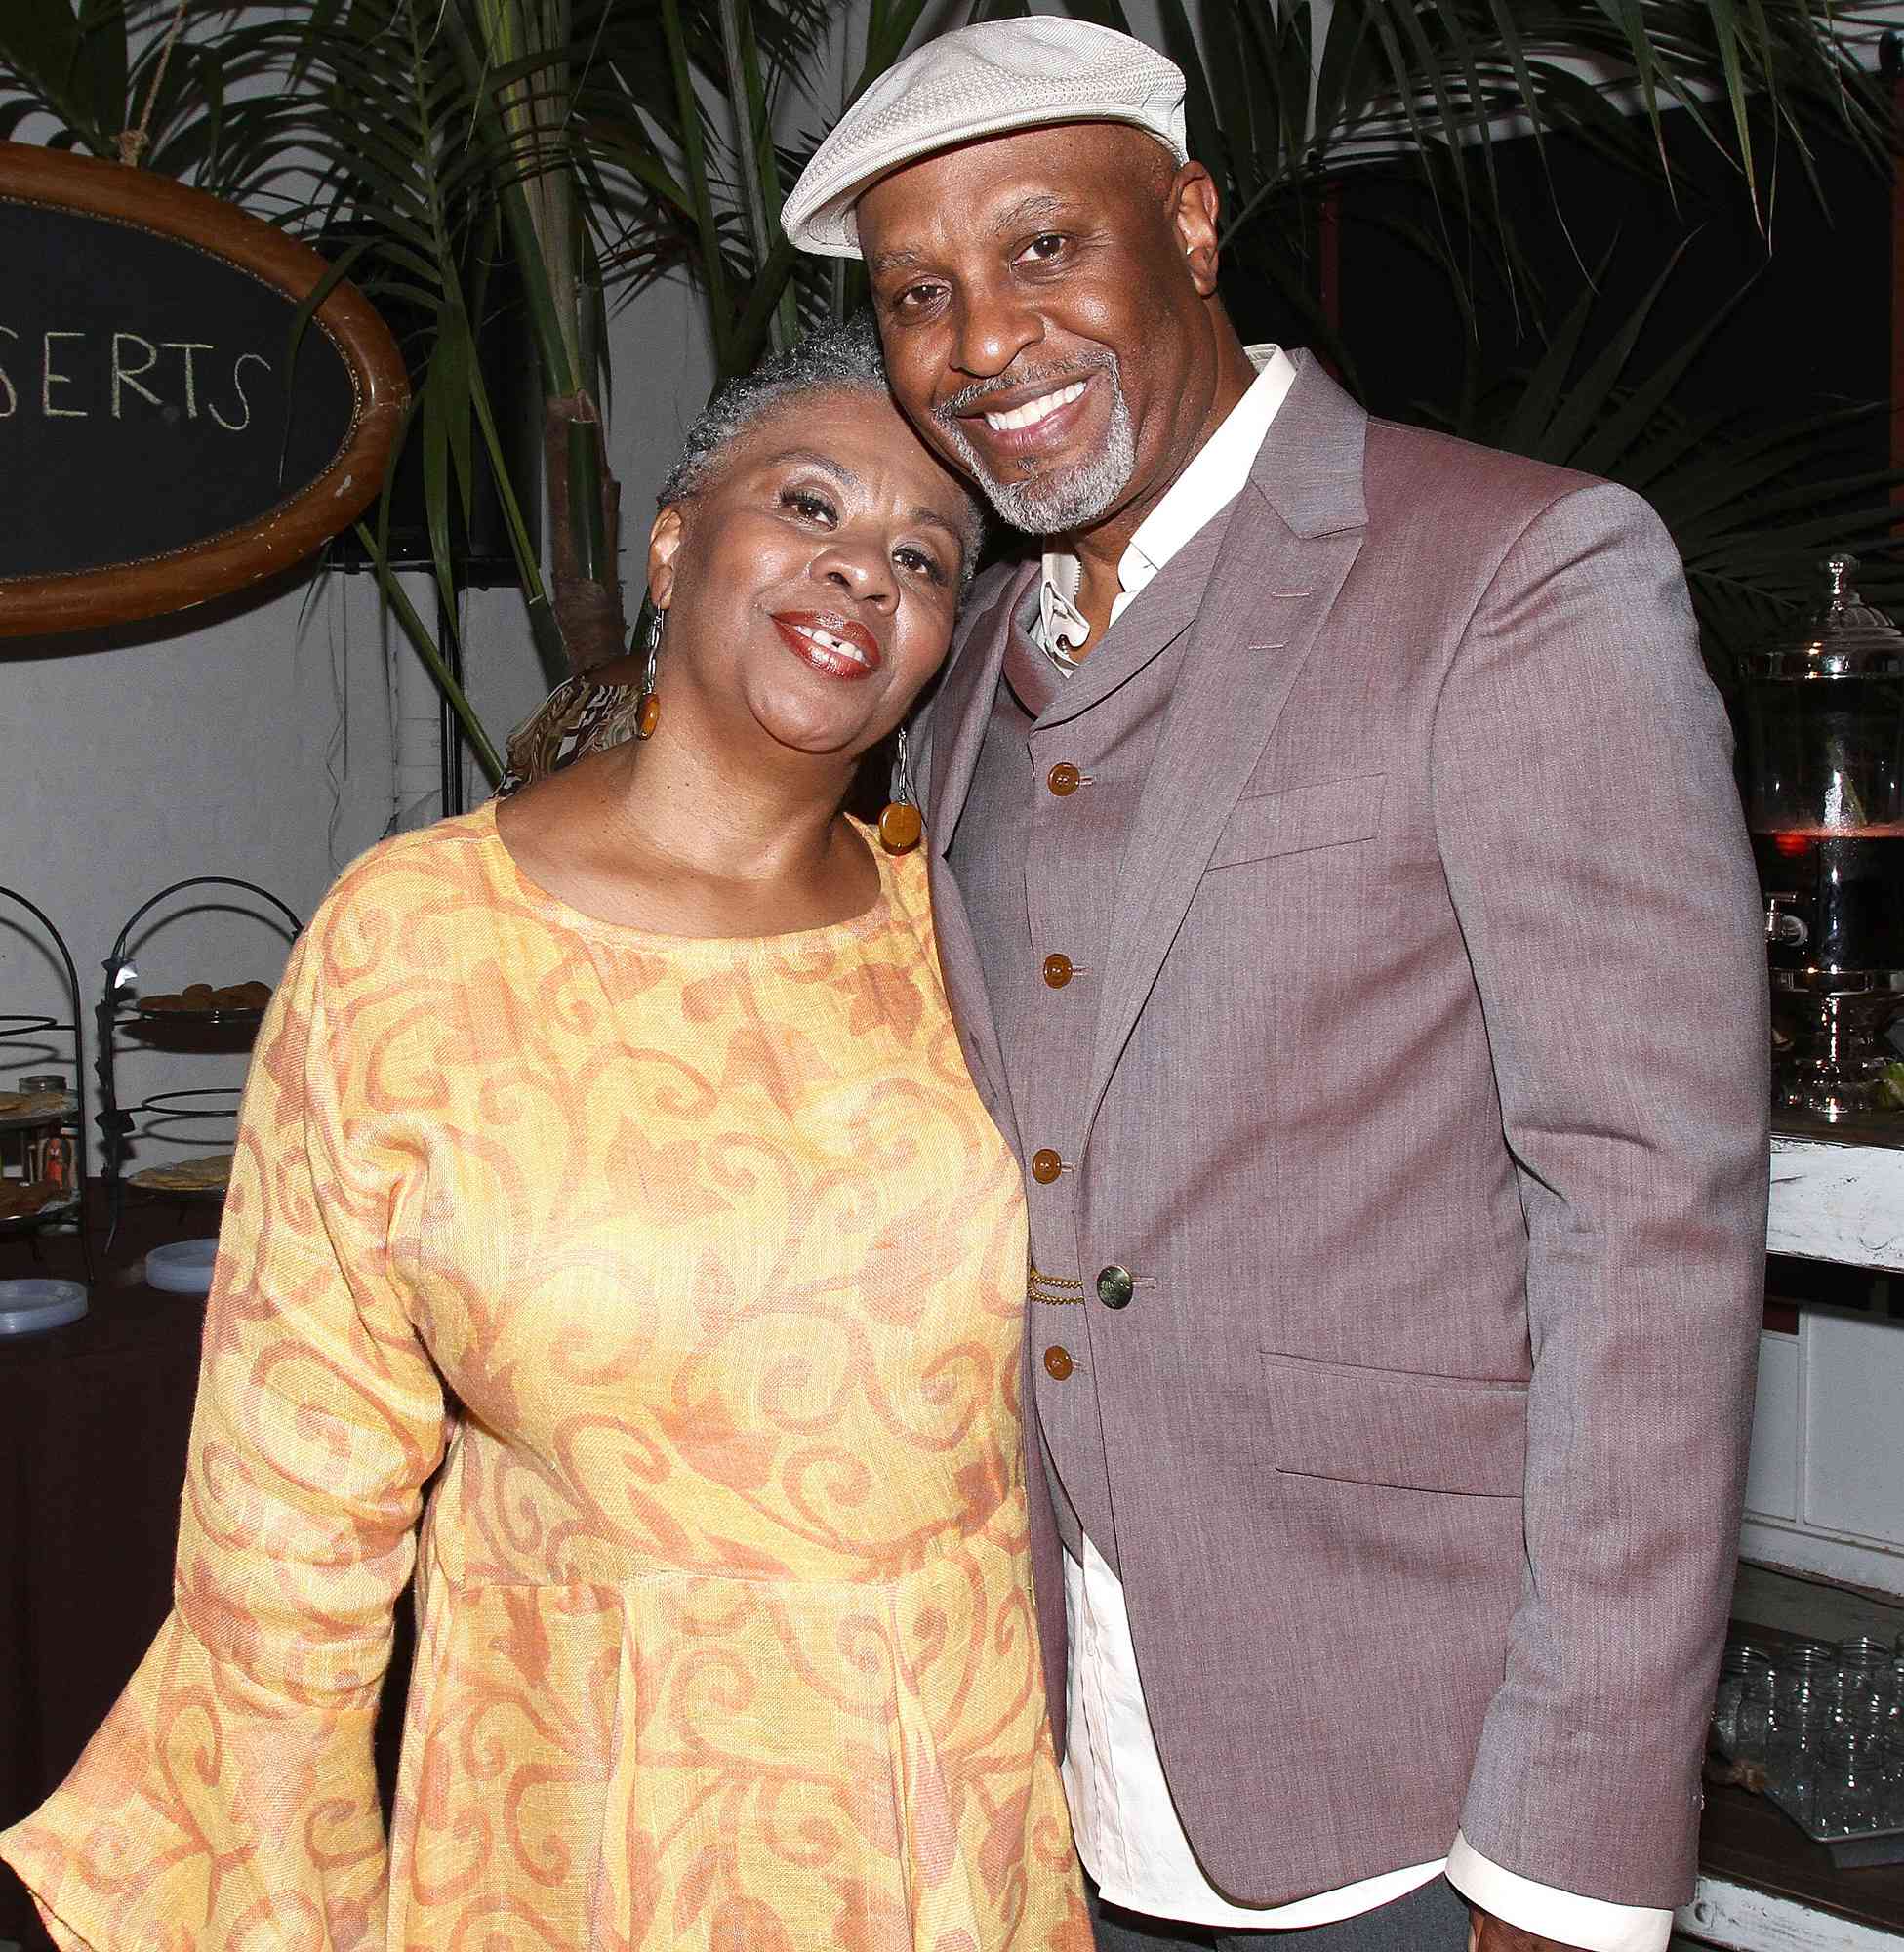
918;558;1035;1142
925;558;1035;856
1031;518;1230;731
1082;355;1371;1138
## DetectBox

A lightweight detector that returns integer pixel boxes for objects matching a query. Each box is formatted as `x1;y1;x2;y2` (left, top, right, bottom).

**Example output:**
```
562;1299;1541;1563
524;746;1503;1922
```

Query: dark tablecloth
0;1187;416;1952
0;1191;212;1950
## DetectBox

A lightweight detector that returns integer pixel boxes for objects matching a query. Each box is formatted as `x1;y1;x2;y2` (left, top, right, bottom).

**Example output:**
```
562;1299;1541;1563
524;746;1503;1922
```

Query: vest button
1096;1264;1135;1310
1043;1345;1074;1381
1042;953;1074;989
1047;762;1081;796
1030;1148;1063;1184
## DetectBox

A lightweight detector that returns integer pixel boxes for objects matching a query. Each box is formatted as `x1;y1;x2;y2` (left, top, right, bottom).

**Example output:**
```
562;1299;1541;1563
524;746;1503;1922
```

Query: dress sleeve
0;886;448;1951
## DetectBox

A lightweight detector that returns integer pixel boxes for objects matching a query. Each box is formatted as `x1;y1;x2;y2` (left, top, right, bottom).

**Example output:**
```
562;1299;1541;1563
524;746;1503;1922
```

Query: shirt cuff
1445;1833;1672;1952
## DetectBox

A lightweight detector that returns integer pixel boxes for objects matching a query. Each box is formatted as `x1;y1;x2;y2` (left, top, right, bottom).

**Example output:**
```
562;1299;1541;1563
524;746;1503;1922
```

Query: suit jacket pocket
1207;772;1386;870
1261;1353;1527;1496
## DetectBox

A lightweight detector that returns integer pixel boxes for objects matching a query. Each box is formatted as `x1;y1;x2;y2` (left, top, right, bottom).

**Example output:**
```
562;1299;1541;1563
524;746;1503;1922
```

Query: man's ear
647;504;686;611
1169;162;1224;298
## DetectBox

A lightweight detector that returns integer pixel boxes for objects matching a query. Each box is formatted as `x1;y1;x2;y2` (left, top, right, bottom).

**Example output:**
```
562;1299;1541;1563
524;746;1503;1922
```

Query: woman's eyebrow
768;451;958;547
766;449;863;489
910;507;963;544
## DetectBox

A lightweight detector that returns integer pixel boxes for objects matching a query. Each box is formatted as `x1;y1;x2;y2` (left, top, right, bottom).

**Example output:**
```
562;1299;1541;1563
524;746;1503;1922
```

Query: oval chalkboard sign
0;144;407;636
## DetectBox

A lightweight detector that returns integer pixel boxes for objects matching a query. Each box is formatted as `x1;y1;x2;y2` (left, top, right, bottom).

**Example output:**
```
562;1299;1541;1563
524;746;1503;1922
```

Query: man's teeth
794;624;871;666
983;380;1086;432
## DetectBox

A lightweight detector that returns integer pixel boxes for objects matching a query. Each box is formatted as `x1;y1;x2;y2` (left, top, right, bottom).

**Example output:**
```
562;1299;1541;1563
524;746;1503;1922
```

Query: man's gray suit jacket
913;351;1771;1912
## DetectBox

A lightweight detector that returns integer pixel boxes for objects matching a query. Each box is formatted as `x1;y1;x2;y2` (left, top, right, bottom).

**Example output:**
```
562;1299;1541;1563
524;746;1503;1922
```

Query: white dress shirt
1034;346;1671;1952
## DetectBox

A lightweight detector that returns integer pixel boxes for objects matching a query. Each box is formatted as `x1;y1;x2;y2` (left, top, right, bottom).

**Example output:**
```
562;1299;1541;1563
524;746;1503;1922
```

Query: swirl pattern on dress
1;806;1088;1952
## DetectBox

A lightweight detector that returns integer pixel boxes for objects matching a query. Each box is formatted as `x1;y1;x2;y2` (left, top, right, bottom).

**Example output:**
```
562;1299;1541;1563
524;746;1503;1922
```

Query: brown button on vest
946;512;1237;1571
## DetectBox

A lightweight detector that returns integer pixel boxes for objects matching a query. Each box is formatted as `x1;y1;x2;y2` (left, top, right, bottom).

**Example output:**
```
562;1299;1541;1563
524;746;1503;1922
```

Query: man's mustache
931;354;1118;430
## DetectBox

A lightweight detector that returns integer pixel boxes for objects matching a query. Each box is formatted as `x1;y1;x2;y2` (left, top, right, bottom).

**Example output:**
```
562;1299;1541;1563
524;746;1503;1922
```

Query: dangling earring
635;606;663;740
879;722;923;853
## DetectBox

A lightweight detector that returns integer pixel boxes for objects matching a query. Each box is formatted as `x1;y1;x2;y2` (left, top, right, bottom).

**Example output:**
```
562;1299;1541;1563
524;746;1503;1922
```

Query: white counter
1768;1130;1904;1273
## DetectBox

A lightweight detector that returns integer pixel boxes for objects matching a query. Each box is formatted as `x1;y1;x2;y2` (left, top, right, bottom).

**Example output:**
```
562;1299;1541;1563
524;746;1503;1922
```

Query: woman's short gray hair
657;311;984;579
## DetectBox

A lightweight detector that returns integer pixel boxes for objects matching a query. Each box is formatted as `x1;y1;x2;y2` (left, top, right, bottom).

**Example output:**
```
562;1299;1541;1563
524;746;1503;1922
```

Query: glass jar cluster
1738;553;1904;1121
1713;1633;1904;1837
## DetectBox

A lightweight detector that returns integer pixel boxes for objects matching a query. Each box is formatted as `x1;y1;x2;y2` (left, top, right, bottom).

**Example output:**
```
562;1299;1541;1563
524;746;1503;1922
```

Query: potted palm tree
1;0;1887;770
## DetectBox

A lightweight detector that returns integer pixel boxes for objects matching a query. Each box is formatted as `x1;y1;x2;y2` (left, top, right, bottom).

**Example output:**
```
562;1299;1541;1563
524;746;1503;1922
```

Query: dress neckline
476;799;898;955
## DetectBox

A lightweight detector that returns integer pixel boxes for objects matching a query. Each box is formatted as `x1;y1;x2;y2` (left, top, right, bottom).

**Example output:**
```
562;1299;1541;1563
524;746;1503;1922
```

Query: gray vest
946;513;1236;1572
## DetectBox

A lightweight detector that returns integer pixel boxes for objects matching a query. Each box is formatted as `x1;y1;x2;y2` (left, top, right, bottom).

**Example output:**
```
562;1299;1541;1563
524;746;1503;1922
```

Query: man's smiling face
856;122;1230;544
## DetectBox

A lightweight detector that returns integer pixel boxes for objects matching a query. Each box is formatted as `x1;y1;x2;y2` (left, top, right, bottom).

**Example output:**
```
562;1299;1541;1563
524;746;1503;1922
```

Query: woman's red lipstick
771;611;880;681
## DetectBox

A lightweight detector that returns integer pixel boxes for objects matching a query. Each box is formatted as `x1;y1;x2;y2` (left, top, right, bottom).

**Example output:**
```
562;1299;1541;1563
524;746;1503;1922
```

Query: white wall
1741;1303;1904;1600
2;573;387;1166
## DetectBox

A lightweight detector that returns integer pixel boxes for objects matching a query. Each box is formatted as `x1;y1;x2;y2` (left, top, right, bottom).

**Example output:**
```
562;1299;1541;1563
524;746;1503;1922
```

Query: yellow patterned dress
1;806;1088;1952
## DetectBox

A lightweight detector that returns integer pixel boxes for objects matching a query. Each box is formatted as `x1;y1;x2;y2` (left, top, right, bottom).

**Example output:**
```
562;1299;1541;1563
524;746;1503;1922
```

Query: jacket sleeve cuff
1446;1833;1672;1952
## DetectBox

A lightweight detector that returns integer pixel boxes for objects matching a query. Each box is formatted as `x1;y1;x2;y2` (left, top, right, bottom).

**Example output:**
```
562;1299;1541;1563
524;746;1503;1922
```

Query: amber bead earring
635;606;663;740
879;722;923;853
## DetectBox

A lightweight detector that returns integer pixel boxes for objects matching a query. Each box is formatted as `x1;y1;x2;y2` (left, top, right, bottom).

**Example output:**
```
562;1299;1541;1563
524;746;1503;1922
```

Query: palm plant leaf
4;0;94;145
258;0;568;674
447;5;584;392
1436;259;1903;687
717;0;797;354
594;0;928;374
1152;0;1884;333
2;0;1892;775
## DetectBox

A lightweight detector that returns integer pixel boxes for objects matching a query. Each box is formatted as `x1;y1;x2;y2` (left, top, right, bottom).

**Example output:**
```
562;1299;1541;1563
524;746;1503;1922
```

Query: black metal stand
439;575;468;819
0;886;94;1281
98;877;303;1245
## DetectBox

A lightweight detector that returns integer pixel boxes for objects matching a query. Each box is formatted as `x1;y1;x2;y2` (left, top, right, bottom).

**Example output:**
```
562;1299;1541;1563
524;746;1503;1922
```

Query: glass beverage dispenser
1739;554;1904;1122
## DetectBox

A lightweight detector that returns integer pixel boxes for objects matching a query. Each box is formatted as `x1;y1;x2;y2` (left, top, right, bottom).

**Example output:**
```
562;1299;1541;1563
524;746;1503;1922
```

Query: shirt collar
1037;344;1297;666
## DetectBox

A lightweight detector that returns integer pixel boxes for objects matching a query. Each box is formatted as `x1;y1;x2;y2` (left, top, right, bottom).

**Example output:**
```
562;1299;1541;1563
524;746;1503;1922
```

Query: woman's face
647;387;973;767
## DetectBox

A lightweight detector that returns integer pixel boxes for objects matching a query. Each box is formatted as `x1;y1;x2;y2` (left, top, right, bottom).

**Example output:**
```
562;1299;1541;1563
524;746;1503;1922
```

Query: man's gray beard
936;360;1137;538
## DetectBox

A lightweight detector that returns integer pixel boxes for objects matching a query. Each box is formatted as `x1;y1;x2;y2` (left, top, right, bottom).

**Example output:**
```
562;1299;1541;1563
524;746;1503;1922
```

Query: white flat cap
782;19;1188;260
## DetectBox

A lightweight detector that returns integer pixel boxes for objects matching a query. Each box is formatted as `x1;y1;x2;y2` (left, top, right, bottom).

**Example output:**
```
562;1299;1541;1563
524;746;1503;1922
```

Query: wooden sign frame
0;143;408;636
